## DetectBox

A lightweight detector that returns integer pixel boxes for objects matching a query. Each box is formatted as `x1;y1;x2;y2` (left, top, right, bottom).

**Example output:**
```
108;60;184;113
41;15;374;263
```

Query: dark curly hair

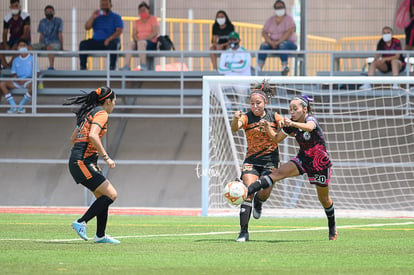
64;86;115;126
249;80;276;103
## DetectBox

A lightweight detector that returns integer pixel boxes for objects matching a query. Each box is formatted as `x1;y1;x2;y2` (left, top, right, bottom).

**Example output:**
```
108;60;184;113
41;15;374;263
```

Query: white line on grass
1;221;413;243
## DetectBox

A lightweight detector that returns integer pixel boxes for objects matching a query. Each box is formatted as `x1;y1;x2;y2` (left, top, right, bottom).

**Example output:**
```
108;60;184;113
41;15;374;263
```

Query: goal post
201;75;414;217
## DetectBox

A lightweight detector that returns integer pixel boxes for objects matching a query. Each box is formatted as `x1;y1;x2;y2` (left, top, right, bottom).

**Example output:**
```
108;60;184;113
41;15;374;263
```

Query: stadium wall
0;117;203;207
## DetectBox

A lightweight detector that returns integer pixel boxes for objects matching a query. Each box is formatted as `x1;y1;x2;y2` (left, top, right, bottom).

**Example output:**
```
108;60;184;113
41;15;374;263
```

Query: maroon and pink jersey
282;115;332;173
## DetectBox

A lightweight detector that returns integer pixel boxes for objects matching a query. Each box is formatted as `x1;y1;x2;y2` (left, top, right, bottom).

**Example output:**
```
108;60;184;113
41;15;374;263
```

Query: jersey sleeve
306;115;317;130
92;110;108;128
274;112;283;129
282;126;294;135
240;114;248;129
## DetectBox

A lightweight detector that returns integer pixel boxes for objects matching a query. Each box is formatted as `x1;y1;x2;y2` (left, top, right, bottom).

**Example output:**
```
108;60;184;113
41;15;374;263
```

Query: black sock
324;202;336;227
78;195;113;224
239;201;252;233
247;175;274;196
96;209;109;238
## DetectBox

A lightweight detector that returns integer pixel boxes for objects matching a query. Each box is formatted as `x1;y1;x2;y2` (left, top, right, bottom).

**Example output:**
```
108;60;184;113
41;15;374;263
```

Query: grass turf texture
0;214;413;274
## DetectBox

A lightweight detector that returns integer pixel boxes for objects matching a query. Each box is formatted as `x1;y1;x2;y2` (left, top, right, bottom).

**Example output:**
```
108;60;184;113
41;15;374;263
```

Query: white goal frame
201;76;414;217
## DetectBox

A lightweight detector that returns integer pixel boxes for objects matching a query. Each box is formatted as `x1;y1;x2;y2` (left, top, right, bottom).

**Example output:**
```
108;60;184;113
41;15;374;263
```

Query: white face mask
11;9;20;15
216;18;226;26
18;47;28;53
275;9;285;17
382;33;392;42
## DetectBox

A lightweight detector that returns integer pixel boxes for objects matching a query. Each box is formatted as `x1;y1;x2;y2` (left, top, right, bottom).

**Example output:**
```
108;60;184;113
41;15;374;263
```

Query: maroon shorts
290;157;331;186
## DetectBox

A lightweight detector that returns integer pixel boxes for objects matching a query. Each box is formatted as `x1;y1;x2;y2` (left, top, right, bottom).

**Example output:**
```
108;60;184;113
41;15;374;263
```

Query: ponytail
64;87;115;126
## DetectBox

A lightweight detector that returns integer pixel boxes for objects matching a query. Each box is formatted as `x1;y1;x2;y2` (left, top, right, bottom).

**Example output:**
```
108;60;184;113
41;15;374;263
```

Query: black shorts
241;161;279;178
68;159;106;191
384;60;405;73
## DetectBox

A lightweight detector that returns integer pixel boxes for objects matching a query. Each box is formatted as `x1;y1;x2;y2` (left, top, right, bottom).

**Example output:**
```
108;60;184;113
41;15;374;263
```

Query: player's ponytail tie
97;87;114;103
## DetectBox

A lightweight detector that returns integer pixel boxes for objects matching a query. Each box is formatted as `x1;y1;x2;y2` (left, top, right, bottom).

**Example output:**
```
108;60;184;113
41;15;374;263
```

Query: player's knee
109;190;117;201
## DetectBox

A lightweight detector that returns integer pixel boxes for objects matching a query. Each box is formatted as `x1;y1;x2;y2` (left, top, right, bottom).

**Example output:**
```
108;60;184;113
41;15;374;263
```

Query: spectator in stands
79;0;123;70
0;0;31;69
360;26;405;90
210;10;235;71
218;31;251;110
0;38;39;114
218;32;251;76
121;1;159;71
31;5;63;70
404;0;414;51
257;0;297;75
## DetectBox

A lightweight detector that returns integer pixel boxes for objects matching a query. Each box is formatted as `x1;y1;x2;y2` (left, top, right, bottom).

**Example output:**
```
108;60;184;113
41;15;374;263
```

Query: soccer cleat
236;231;249;242
328;224;337;241
72;220;88;241
7;107;17;114
94;235;120;244
252;193;263;219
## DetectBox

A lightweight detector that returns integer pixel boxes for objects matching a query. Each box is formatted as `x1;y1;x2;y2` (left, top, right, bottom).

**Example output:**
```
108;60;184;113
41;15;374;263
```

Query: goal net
201;76;414;217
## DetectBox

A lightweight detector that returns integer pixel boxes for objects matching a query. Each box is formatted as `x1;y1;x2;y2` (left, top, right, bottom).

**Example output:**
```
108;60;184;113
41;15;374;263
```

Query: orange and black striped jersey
240;109;283;164
70;106;108;161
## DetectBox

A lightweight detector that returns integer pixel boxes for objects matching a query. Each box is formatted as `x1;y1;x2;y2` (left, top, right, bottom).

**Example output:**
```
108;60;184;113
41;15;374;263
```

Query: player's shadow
194;238;313;243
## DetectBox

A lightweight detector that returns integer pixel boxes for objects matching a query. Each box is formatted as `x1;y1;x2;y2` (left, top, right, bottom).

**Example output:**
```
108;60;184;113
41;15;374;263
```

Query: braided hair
64;86;115;126
249;80;276;103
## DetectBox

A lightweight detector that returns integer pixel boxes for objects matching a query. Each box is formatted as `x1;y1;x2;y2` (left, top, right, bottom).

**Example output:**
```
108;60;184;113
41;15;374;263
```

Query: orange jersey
240;109;283;163
70;106;108;160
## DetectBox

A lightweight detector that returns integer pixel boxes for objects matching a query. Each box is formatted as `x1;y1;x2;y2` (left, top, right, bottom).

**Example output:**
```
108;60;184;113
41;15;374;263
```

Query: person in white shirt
218;31;251;76
218;32;251;111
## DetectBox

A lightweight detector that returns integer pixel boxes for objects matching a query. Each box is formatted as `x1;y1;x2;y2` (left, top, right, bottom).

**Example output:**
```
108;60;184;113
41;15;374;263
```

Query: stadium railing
1;49;412;116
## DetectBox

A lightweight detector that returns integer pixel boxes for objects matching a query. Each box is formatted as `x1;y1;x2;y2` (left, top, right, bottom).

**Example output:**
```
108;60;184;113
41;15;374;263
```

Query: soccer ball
223;180;248;206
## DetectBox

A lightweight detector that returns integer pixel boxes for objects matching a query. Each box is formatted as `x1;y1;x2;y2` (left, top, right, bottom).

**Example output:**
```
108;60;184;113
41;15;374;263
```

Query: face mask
11;9;20;15
45;13;53;20
229;42;239;49
382;33;392;42
19;47;28;53
216;18;226;26
275;9;285;17
139;12;149;20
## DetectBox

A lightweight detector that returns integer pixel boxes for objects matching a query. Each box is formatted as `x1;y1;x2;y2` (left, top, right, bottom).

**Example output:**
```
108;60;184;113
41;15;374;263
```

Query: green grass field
1;213;413;274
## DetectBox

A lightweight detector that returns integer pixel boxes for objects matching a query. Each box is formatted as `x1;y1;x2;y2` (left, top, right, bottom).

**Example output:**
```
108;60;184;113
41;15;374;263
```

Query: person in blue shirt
79;0;123;70
31;5;63;70
0;38;40;114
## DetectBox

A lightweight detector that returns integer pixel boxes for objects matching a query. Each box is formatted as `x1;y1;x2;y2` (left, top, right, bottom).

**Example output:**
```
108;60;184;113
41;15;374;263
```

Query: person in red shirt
360;26;406;90
0;0;31;69
121;1;159;71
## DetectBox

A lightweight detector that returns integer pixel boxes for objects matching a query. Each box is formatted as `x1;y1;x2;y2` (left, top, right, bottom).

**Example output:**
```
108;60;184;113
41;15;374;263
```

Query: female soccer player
230;80;284;242
65;86;120;244
248;95;337;240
